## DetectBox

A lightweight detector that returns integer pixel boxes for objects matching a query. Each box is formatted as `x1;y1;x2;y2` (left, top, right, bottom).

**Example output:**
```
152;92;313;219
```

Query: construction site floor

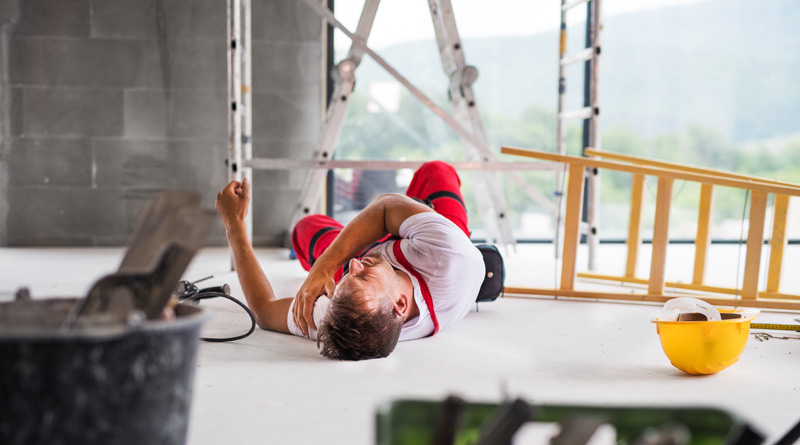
1;244;798;444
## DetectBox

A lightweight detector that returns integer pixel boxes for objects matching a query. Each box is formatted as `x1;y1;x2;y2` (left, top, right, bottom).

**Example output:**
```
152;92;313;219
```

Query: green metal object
376;399;761;445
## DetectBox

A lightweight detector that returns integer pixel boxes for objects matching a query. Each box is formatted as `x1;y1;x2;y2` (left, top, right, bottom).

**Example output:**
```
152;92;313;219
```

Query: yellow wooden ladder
502;146;800;311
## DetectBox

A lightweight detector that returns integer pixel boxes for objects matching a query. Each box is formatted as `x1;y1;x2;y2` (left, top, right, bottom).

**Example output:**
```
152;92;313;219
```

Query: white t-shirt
287;212;485;341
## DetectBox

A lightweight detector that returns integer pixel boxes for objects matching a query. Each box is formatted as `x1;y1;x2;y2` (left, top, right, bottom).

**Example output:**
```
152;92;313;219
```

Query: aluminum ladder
284;0;561;248
555;0;603;269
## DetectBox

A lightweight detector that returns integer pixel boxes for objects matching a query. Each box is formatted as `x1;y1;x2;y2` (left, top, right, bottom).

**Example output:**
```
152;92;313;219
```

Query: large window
328;0;800;242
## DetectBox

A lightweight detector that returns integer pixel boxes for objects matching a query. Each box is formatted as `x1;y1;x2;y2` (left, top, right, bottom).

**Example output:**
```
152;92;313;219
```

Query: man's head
316;252;406;360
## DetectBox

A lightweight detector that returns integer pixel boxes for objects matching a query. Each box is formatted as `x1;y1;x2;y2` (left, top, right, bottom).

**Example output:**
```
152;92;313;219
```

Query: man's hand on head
216;178;250;232
293;267;336;337
288;193;432;337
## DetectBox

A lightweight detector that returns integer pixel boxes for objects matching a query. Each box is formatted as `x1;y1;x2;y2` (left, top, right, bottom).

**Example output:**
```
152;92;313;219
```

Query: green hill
345;0;800;142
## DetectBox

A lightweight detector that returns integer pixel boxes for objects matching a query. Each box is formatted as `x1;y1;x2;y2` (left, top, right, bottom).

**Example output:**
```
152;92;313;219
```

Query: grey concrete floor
1;244;798;444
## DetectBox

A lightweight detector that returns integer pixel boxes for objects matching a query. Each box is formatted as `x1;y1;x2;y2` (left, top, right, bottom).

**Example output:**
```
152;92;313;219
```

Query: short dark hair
316;288;404;360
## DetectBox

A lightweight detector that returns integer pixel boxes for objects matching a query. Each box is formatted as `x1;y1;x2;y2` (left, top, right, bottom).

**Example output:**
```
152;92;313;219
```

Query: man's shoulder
399;212;473;248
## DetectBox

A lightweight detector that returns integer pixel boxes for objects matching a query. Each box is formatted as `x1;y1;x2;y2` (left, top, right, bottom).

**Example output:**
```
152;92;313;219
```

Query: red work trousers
291;161;469;281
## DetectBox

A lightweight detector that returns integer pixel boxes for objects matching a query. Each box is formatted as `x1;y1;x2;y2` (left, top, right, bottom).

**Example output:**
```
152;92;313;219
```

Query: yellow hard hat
652;298;759;375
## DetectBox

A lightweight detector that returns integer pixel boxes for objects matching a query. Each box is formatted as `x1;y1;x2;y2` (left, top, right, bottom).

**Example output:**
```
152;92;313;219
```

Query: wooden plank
648;177;674;295
578;271;800;301
502;287;800;310
625;174;645;278
759;291;800;301
692;184;714;284
578;271;745;295
501;146;800;197
584;149;800;190
560;164;586;290
742;192;769;299
766;194;790;293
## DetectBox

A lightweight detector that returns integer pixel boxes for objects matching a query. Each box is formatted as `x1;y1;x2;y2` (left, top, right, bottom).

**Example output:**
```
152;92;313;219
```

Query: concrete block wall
0;0;322;246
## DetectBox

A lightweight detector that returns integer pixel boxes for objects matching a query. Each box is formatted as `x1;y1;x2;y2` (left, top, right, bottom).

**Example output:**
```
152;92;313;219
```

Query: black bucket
0;299;207;445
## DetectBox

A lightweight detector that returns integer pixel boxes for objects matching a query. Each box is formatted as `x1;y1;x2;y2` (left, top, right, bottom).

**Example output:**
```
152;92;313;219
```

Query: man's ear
392;293;409;317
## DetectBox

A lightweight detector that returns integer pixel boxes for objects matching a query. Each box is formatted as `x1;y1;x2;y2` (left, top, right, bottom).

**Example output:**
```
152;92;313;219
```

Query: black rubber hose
183;291;256;343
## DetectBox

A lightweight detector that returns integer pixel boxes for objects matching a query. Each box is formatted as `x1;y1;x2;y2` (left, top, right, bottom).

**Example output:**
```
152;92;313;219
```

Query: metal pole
227;0;242;184
554;0;568;258
227;0;242;269
242;0;253;243
580;0;592;252
556;4;567;158
324;0;335;218
246;158;563;171
585;0;602;270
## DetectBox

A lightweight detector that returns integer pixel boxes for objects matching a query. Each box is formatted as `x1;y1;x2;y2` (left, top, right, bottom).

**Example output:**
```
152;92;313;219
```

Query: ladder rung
559;107;593;121
560;47;594;66
562;0;590;12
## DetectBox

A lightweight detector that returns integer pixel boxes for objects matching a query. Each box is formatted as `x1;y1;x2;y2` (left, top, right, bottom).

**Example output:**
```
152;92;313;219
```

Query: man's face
333;252;396;306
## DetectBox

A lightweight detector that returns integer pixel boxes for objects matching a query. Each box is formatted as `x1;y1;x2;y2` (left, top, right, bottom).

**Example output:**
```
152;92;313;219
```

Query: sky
332;0;710;51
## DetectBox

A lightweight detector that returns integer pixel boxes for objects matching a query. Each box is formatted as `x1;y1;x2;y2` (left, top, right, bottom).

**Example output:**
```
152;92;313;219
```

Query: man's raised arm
216;178;291;333
292;193;434;336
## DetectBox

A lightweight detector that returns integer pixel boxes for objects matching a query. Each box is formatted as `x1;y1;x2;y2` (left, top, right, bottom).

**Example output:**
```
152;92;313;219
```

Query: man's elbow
254;315;270;331
254;313;281;332
250;299;292;334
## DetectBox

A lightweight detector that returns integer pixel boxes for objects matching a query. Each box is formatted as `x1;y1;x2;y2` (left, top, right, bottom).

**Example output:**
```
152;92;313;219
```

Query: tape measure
750;323;800;332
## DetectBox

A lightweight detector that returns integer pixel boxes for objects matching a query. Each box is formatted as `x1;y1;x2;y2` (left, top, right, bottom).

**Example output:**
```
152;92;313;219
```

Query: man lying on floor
215;161;484;360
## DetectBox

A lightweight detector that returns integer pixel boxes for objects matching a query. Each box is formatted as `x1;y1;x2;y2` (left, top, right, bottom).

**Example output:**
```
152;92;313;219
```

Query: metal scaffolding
226;1;607;263
282;0;549;248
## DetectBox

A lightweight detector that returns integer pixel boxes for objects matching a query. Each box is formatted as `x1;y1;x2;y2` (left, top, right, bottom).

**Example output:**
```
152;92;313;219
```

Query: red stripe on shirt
392;240;439;335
